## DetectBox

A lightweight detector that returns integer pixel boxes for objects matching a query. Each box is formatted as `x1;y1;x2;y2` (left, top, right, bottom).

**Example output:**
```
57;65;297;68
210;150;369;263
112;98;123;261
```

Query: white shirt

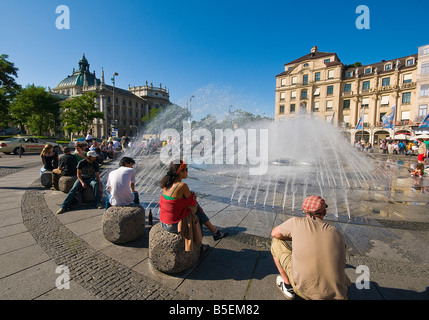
106;166;136;206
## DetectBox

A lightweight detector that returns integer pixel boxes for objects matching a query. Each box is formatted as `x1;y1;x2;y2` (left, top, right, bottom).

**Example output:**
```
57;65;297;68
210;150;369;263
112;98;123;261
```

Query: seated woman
159;160;228;241
40;144;59;175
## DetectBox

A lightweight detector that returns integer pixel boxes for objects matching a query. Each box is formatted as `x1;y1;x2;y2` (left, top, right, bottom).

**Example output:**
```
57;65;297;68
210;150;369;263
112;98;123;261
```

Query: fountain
100;105;418;226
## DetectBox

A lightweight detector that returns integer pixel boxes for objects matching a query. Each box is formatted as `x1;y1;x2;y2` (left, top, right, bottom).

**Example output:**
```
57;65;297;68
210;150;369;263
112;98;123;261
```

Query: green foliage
60;91;104;136
0;54;21;127
9;84;61;136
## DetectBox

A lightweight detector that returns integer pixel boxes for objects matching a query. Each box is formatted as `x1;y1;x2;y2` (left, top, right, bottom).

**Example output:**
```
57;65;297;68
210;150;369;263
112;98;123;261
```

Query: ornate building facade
275;46;423;144
52;54;171;138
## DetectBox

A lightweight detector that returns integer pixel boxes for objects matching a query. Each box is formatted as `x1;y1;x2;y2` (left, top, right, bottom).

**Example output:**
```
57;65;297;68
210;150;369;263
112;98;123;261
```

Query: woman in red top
159;160;228;241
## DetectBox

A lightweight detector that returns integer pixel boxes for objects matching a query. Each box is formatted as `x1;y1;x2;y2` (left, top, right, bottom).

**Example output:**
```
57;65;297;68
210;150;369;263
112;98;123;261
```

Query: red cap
302;195;327;215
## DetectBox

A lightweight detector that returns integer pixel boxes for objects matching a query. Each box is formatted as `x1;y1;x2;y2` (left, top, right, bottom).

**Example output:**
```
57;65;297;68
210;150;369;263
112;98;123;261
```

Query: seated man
53;146;78;175
56;151;103;214
105;157;139;209
271;195;351;300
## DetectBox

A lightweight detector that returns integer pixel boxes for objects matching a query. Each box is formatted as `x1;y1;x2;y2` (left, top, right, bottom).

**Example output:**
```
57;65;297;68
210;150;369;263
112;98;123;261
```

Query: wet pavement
0;152;428;303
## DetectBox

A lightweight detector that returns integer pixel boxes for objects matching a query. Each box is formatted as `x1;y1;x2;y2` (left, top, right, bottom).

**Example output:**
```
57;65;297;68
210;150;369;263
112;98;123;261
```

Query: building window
281;78;286;86
291;91;296;99
301;89;308;99
303;74;308;85
421;62;429;74
344;84;352;92
291;76;297;85
401;111;410;120
419;105;428;117
290;104;296;113
279;105;285;114
303;63;309;67
381;95;389;105
384;64;392;71
324;58;331;63
328;70;334;79
280;92;285;101
313;87;320;96
315;72;321;81
362;98;369;108
313;101;319;111
421;84;429;96
364;68;371;74
346;71;353;77
362;81;370;90
327;85;334;95
326;100;333;110
343;100;351;110
406;58;414;66
382;77;390;87
403;74;412;83
402;92;411;104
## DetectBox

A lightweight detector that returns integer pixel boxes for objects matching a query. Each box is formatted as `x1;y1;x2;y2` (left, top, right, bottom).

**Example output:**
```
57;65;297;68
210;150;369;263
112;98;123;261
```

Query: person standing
56;151;103;214
105;157;140;209
417;138;427;164
270;195;350;300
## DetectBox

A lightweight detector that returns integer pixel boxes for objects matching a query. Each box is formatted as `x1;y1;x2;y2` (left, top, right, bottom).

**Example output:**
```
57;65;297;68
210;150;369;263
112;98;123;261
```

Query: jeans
61;178;101;209
105;192;140;210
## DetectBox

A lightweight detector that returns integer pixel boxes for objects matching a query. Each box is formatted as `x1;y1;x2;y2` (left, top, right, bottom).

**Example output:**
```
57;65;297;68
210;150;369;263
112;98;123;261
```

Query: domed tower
53;54;101;95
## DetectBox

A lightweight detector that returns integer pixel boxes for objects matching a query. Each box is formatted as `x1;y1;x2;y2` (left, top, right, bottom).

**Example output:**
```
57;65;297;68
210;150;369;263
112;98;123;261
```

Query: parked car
0;136;61;155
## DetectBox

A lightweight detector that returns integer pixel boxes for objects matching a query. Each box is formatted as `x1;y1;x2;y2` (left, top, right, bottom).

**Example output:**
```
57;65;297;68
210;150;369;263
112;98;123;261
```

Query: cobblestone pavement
21;181;188;300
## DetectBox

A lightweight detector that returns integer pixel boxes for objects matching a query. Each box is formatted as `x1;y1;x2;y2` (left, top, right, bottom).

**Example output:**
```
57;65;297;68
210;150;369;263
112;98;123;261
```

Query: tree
60;92;104;136
0;54;21;127
141;104;191;134
9;84;61;135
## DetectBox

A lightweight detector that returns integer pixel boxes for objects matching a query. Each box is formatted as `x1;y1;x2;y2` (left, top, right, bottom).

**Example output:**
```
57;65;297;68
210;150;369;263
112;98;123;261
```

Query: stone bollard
102;204;145;244
81;185;95;203
149;223;201;274
41;171;52;188
58;176;77;194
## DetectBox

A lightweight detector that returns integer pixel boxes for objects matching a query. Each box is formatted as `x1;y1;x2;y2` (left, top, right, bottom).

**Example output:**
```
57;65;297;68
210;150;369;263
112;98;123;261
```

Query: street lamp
111;72;119;124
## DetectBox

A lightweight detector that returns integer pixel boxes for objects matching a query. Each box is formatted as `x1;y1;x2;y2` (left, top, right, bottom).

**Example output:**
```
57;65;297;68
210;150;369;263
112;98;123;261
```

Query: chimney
311;46;318;53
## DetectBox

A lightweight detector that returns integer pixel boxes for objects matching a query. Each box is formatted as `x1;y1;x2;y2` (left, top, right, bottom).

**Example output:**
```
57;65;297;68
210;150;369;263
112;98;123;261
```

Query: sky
1;0;428;120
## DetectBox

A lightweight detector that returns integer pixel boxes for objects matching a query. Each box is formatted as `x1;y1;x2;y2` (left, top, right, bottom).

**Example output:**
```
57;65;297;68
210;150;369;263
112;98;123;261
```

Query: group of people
378;137;429;159
46;143;351;300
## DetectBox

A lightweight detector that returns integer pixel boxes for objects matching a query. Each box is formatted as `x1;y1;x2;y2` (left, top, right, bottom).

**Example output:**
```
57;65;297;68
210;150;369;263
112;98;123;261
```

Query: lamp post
111;72;119;125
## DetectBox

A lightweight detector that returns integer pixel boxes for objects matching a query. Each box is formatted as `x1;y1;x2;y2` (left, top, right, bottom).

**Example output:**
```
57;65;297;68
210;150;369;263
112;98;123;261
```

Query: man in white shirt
105;157;140;209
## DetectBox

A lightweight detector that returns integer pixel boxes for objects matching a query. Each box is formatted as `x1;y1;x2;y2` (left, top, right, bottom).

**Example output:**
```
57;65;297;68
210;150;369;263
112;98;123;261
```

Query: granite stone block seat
149;222;201;274
41;171;52;188
58;175;77;193
81;185;95;203
102;204;145;244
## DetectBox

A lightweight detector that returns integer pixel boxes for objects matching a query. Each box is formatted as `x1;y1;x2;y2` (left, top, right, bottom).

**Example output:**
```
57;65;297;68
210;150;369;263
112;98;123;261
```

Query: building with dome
52;54;171;138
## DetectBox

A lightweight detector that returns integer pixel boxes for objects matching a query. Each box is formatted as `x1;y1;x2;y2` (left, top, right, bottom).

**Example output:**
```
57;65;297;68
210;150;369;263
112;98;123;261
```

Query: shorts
161;204;209;234
270;238;306;299
417;154;426;162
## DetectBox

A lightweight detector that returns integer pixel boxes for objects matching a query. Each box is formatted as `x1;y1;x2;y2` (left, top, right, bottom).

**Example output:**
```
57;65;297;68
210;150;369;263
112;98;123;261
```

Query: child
411;163;425;177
